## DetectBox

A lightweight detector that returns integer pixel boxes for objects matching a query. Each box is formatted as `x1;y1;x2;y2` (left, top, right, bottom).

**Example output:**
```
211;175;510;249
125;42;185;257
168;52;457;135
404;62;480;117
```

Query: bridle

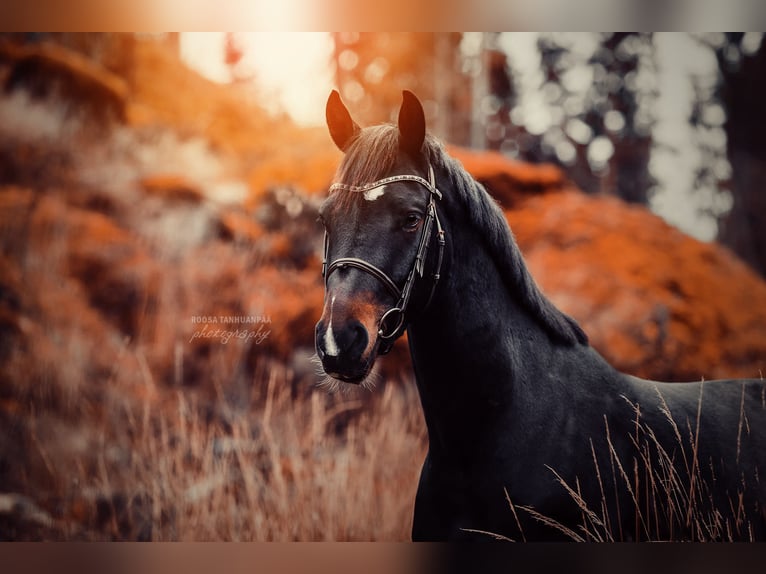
322;165;445;345
321;164;446;347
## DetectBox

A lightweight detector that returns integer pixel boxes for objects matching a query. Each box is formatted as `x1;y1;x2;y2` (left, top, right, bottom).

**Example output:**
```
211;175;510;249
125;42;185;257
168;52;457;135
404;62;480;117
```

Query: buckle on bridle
378;307;406;340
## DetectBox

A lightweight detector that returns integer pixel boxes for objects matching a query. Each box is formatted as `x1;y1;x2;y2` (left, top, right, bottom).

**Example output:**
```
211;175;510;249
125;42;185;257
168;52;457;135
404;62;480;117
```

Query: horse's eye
403;212;422;231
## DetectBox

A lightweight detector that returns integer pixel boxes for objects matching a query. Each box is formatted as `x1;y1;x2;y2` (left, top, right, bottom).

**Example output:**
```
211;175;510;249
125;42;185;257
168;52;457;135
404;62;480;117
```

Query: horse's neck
407;222;559;460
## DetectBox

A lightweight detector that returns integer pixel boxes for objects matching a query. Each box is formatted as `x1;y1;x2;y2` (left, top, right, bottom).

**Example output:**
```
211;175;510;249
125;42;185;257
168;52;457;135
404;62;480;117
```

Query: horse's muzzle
315;319;374;384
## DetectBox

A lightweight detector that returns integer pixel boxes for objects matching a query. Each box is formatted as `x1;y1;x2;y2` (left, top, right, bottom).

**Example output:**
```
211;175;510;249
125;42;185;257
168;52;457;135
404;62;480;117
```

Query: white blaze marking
324;296;340;356
364;185;386;201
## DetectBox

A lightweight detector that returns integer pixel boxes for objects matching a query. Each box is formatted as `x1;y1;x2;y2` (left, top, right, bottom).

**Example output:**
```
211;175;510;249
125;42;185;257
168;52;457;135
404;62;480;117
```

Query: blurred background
1;32;765;540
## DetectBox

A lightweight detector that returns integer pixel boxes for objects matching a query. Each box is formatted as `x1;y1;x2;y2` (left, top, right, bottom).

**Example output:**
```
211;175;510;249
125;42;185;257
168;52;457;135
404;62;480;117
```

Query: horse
314;90;766;541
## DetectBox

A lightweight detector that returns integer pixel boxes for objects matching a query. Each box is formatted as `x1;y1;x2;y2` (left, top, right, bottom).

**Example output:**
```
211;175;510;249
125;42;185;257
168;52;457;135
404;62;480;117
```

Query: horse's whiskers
360;363;382;392
310;352;380;394
309;352;325;374
310;353;340;393
316;375;342;394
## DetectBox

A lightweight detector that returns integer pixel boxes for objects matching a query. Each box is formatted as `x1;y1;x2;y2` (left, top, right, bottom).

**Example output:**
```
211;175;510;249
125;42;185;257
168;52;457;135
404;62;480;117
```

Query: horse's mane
335;125;588;346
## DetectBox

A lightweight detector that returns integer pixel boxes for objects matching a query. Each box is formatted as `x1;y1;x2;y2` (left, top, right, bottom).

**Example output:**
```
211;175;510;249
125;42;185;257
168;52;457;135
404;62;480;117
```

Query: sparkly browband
328;165;442;200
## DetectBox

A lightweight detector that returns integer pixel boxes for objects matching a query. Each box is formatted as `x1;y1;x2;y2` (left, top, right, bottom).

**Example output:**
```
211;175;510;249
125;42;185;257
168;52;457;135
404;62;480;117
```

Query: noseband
322;164;446;346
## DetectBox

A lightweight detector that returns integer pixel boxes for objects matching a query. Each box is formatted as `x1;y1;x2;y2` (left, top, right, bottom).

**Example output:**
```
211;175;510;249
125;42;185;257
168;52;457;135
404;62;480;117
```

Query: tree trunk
717;34;766;277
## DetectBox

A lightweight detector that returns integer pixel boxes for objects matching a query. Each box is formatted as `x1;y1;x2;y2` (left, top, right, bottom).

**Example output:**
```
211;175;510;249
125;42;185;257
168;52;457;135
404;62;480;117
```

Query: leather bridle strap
322;164;445;342
325;257;401;300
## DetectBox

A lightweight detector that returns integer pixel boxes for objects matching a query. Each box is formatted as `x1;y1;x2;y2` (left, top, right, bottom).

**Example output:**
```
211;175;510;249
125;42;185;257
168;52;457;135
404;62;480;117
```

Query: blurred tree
330;33;471;144
481;33;517;152
0;33;137;87
480;32;766;276
713;33;766;276
595;33;655;204
496;32;656;204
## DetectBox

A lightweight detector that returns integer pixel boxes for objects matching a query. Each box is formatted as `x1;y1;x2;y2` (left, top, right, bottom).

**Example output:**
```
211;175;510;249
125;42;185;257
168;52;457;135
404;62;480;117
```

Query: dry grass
9;354;426;541
0;213;425;540
144;370;425;541
0;142;426;541
493;384;759;542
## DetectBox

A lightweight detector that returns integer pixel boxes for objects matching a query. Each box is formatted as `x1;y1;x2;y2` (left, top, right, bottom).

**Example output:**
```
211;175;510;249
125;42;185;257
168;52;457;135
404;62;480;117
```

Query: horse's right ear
398;90;426;158
326;90;359;152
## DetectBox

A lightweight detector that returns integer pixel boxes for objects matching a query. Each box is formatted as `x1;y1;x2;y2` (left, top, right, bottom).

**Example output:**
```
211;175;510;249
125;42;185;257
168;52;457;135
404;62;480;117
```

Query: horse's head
315;90;445;385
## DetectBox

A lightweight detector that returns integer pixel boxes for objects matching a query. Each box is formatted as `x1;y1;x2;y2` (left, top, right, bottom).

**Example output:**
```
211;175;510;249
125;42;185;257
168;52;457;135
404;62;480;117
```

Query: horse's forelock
336;125;400;186
326;125;399;211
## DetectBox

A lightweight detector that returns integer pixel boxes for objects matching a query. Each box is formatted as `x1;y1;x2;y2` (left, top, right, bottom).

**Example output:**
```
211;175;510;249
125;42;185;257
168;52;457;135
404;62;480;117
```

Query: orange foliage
139;174;205;203
451;146;566;197
244;265;325;359
218;210;266;243
27;190;161;340
245;142;340;201
0;39;128;123
125;40;275;150
125;40;339;199
506;190;766;380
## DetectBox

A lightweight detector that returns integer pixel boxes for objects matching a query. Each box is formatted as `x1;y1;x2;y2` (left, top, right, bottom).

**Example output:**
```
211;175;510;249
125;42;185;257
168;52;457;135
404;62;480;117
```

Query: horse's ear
326;90;359;152
398;90;426;157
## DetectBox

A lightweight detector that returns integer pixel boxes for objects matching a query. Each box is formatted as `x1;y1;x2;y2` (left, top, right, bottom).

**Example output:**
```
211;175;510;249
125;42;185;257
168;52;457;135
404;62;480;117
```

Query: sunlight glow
180;32;334;126
179;33;229;83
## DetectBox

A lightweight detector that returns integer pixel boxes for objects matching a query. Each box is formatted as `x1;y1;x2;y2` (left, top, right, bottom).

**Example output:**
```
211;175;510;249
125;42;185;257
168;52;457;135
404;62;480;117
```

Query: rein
322;164;446;345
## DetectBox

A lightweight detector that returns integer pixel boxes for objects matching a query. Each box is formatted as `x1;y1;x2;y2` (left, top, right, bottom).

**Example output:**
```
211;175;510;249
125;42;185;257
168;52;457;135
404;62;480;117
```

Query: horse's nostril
347;320;368;357
316;319;369;363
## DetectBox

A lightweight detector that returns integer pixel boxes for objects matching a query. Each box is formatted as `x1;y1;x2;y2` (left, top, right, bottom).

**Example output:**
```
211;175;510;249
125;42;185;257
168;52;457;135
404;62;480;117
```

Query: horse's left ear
398;90;426;157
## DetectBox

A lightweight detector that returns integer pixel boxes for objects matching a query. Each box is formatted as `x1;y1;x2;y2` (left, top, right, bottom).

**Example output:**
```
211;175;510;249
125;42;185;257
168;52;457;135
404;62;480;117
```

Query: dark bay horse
314;90;766;541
